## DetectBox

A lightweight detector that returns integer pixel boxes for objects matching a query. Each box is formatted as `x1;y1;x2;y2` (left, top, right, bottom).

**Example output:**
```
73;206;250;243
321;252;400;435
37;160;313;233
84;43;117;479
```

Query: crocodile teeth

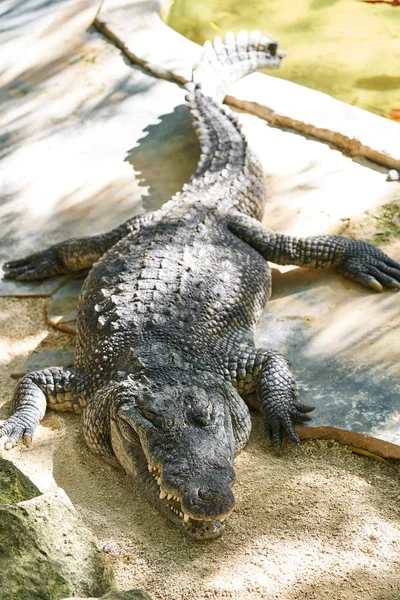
183;513;189;523
159;489;167;499
167;493;173;500
157;477;161;486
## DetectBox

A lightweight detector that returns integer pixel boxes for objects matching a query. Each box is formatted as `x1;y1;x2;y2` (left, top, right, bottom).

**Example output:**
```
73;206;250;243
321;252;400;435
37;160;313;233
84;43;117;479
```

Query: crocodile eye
140;409;174;431
140;408;164;430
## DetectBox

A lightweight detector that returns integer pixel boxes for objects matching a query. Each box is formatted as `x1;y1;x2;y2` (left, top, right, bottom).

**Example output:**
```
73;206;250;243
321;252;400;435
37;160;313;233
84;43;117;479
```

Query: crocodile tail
185;31;285;193
191;30;285;103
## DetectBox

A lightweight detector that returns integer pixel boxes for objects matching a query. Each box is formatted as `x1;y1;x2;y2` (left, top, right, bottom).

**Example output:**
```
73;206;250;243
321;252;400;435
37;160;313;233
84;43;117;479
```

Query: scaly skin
1;32;400;538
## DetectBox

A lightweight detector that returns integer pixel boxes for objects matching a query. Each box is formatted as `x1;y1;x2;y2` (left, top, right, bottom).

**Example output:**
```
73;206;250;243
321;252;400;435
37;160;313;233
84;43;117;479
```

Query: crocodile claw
0;415;34;449
338;241;400;291
3;247;65;281
263;402;315;452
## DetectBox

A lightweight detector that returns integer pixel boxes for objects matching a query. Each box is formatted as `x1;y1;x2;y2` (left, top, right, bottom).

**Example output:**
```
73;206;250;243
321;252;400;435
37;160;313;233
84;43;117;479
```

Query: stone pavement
0;0;399;456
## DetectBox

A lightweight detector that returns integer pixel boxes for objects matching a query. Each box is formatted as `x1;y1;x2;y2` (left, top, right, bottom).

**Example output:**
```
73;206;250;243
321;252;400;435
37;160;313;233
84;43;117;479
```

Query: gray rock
11;350;75;379
0;489;116;600
0;458;41;505
95;0;200;84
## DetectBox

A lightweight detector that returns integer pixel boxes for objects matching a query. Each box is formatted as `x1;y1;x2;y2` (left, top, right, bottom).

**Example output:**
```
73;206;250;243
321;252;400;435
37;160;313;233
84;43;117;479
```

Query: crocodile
1;31;400;539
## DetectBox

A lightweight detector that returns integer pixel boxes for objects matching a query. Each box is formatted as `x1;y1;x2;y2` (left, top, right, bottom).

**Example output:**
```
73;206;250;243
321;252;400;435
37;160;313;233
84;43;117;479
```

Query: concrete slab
11;349;75;378
228;74;400;171
256;267;400;458
0;0;99;87
240;114;400;456
94;0;201;84
239;114;400;240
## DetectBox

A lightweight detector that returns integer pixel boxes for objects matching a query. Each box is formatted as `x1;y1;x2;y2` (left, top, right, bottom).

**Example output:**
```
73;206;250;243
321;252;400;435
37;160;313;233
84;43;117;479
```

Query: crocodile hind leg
0;367;85;448
3;212;154;281
226;348;313;450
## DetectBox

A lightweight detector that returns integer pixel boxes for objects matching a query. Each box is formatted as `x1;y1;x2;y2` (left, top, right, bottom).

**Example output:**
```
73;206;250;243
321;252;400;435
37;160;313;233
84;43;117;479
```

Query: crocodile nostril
198;486;220;501
192;402;213;426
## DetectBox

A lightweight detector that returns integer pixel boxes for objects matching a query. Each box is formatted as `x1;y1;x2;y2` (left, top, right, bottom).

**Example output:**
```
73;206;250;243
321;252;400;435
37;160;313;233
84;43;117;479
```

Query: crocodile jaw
110;417;233;539
146;462;232;539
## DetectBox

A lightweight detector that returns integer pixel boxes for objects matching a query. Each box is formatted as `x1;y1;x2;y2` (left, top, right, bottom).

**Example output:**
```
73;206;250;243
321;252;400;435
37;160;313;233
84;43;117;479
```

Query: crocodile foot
337;240;400;291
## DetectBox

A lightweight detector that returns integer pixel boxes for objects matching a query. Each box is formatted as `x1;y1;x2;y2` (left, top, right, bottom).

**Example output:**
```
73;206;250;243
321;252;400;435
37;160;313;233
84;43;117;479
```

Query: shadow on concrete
0;0;71;32
125;103;200;211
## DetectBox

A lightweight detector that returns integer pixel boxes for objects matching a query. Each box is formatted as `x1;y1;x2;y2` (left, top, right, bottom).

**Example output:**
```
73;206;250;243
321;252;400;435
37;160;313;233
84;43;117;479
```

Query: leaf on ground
346;445;392;467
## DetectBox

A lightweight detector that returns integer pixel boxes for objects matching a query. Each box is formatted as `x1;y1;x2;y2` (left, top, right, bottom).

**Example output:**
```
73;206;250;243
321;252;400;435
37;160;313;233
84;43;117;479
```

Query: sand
0;296;399;600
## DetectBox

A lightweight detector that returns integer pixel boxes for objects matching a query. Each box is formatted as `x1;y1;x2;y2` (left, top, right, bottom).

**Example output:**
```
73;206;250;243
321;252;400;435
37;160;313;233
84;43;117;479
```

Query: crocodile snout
181;471;235;521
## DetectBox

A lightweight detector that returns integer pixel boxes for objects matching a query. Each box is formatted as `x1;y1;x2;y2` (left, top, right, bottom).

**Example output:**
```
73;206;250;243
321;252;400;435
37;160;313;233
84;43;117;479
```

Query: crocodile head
110;369;242;539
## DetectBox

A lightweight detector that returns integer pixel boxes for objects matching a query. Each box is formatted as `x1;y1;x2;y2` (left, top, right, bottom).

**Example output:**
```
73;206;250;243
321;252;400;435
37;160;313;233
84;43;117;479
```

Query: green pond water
166;0;400;119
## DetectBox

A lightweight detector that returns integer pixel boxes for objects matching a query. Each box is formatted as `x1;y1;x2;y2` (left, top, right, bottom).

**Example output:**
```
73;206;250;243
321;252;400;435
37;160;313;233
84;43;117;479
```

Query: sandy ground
0;296;399;600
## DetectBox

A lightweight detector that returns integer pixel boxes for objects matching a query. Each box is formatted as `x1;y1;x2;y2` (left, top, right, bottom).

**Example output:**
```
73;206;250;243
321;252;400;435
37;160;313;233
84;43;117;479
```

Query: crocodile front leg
0;367;85;448
226;348;313;450
227;212;400;291
3;212;155;281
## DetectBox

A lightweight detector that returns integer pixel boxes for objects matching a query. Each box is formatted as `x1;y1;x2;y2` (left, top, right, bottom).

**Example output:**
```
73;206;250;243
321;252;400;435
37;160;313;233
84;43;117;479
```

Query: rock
0;489;116;600
0;458;41;505
387;169;399;182
11;350;75;379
